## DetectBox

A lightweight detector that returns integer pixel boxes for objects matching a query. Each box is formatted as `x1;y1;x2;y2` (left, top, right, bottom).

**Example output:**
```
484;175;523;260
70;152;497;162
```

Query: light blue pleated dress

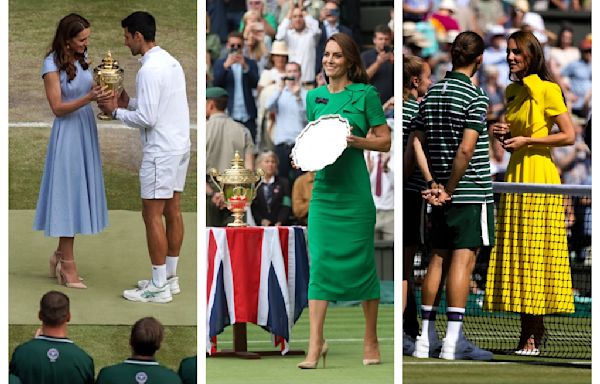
33;53;108;237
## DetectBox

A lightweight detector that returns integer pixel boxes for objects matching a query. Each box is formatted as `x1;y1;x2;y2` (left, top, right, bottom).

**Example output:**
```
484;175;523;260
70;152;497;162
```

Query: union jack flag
206;226;309;355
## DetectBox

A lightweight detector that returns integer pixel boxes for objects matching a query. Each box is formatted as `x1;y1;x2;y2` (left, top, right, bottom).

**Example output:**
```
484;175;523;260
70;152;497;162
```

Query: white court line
9;121;197;130
245;337;394;344
403;361;591;365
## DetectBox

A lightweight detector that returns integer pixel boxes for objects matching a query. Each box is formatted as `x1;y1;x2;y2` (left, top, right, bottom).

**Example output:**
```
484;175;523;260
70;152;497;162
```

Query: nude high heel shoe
363;342;381;365
50;251;83;281
362;357;381;365
56;259;87;289
49;251;61;277
297;341;329;369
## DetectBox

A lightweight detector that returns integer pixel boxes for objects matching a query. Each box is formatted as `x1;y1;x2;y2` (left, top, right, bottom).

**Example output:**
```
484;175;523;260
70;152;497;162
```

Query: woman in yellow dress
484;31;576;355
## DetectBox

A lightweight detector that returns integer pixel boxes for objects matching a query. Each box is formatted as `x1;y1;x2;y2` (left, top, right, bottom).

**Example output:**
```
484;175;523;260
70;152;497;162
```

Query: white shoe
137;276;180;295
123;281;172;303
515;348;540;356
412;335;442;358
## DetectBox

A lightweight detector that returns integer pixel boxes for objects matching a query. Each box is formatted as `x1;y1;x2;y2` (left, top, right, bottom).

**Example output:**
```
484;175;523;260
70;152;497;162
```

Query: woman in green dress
297;33;391;369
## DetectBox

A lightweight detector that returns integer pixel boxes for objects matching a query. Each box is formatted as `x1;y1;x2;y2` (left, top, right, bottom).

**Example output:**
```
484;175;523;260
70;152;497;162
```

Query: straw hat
514;0;530;13
270;40;289;56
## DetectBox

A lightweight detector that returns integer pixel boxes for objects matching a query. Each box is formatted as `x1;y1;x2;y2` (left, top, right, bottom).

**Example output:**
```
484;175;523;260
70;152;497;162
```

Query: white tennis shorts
140;151;190;199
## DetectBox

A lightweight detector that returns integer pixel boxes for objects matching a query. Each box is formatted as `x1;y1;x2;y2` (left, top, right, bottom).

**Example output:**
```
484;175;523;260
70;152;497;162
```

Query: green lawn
9;0;197;122
403;357;591;384
207;305;394;384
9;127;197;211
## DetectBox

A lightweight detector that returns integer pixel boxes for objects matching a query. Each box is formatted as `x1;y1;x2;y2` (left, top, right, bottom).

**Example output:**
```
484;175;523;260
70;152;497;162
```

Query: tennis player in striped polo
407;31;495;361
402;55;433;356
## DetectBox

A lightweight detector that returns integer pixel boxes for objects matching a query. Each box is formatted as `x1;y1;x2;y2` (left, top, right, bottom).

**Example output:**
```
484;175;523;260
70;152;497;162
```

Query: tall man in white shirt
99;11;191;303
275;2;321;86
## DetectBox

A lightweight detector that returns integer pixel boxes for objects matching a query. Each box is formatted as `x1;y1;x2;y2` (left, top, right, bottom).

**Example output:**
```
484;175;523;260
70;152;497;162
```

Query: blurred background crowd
403;0;591;185
206;0;395;239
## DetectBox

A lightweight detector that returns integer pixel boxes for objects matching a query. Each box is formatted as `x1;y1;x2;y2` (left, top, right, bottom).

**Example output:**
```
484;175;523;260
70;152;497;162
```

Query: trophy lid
218;151;263;184
98;51;119;70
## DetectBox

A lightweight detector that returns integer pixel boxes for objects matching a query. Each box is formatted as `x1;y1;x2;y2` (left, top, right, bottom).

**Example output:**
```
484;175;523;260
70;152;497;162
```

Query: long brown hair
47;13;90;82
325;33;369;84
403;55;424;102
508;30;556;83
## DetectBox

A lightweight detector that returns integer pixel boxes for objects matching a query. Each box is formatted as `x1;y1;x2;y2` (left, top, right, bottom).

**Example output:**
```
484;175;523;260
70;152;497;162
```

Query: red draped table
206;226;309;359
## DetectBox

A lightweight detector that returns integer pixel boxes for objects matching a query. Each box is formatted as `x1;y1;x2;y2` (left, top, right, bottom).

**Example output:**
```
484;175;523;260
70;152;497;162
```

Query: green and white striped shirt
403;97;427;192
411;71;493;204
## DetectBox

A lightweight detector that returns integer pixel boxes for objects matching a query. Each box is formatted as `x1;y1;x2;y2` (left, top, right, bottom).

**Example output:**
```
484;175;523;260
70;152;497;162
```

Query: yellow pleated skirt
484;149;575;315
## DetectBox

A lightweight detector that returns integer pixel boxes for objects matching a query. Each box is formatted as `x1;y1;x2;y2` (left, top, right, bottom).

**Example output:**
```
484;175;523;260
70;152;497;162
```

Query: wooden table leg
208;323;305;359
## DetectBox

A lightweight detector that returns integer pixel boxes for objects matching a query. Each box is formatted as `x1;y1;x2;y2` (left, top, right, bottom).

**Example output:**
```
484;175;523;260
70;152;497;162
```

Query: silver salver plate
292;114;352;171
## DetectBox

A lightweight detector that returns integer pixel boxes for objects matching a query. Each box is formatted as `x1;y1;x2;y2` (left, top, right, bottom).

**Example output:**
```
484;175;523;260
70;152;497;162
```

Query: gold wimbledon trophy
209;151;264;227
93;51;124;120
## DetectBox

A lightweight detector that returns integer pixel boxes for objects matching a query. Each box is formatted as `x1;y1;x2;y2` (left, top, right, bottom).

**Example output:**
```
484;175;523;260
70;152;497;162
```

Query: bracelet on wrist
111;109;118;120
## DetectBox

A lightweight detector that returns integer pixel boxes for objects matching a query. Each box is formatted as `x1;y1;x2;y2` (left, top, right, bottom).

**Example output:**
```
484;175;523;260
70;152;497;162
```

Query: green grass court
207;306;394;384
403;357;591;384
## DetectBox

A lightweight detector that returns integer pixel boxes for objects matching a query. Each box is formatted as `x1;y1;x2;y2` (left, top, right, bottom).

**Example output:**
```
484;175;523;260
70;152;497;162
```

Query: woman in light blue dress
34;13;109;288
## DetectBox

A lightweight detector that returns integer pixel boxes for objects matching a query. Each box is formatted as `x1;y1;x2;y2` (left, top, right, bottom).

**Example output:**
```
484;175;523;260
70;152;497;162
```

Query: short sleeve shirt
9;336;94;384
361;49;394;104
411;71;493;204
403;97;426;192
505;74;568;139
96;359;182;384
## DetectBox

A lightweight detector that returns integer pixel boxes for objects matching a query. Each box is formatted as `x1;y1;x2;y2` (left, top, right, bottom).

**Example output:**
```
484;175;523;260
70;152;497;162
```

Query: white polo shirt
115;46;190;156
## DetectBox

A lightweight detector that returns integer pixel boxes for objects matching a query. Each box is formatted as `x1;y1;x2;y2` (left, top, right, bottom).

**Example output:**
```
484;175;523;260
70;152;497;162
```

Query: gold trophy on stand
209;151;264;227
93;51;124;120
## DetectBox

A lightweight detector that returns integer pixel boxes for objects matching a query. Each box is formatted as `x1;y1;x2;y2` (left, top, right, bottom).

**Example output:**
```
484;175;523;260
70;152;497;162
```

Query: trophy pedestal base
97;113;113;121
227;209;247;227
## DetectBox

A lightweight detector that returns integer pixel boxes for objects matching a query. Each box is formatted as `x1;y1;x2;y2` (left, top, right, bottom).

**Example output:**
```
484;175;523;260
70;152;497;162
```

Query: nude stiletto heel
56;259;87;289
363;342;381;365
297;341;329;369
49;251;60;277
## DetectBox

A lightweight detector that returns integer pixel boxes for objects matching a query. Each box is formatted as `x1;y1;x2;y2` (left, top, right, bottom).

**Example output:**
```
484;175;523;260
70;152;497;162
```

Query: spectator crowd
206;0;395;238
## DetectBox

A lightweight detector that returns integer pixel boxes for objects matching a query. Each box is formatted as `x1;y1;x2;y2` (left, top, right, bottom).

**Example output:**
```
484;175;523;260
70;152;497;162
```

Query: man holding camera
213;31;260;143
276;1;321;87
361;24;394;104
265;62;307;184
315;0;354;76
